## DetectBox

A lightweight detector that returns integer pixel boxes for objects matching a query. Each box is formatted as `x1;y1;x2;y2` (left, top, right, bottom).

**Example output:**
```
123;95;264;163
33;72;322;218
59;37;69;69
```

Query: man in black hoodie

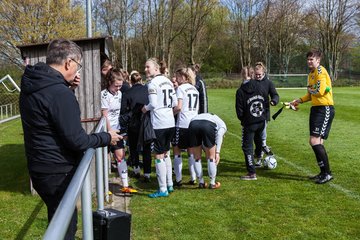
236;66;268;180
20;39;120;239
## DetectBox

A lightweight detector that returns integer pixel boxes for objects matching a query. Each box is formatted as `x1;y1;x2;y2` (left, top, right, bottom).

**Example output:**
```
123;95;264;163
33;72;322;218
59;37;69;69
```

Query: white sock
117;160;129;187
155;159;167;192
208;159;217;185
194;159;204;184
174;155;183;182
188;154;196;181
164;154;173;187
144;173;150;178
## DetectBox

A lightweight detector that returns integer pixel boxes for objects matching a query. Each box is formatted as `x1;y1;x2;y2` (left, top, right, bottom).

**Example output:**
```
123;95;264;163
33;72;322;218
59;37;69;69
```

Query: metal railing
43;117;109;240
0;74;21;124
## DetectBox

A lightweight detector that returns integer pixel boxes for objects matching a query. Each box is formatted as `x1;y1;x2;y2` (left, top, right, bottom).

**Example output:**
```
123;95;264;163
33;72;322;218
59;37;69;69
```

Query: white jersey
144;75;178;129
191;113;227;152
176;83;199;128
101;89;122;130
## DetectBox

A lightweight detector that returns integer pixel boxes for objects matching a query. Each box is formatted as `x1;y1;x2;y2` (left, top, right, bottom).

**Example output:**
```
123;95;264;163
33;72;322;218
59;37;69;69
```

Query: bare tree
226;0;260;67
94;0;138;69
313;0;359;80
165;0;189;71
253;0;273;71
186;0;218;65
119;0;139;70
269;0;305;74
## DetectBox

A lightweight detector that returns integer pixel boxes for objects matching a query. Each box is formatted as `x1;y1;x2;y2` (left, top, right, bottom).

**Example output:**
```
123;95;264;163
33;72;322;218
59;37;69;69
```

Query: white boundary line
227;131;360;201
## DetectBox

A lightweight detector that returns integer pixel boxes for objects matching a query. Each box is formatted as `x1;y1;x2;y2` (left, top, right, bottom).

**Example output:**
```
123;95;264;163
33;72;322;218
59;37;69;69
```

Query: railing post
96;146;104;210
103;123;110;203
81;170;94;240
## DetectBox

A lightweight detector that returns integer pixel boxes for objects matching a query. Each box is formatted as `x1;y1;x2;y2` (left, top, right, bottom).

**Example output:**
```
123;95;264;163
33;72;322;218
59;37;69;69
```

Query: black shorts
172;127;190;149
153;127;175;154
109;139;125;152
188;120;216;148
309;106;335;139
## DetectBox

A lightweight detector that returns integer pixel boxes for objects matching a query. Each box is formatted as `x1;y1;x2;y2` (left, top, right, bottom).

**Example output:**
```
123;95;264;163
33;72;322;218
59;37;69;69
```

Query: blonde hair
146;57;160;69
175;67;196;85
255;62;267;73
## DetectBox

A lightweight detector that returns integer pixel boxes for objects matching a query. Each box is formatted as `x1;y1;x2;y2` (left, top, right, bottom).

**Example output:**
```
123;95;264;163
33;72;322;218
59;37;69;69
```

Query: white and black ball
264;155;277;169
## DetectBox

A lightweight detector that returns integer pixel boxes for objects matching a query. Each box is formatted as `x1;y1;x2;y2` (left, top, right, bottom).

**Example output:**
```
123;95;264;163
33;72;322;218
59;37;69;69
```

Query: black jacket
235;80;267;126
20;62;111;174
120;83;149;132
258;75;279;121
195;74;208;114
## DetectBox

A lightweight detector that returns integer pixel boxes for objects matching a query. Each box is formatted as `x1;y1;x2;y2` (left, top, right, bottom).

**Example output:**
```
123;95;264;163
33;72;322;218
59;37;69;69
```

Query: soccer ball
264;156;277;169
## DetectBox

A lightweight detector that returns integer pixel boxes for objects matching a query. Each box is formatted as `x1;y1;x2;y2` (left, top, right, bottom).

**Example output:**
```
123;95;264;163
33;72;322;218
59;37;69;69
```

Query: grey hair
46;39;82;65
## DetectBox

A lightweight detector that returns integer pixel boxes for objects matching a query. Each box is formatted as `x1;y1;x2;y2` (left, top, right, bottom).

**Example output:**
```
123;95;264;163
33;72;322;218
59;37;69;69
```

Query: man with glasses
69;58;82;90
20;39;121;240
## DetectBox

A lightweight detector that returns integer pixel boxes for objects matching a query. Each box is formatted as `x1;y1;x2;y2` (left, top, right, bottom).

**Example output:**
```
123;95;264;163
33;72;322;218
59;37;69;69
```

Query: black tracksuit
120;83;152;174
254;75;279;157
235;80;267;174
195;74;208;114
20;62;111;239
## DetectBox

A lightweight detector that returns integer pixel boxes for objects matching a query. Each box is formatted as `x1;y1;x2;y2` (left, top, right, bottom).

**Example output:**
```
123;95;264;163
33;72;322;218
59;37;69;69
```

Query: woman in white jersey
188;113;227;189
101;69;137;193
142;58;178;198
172;67;199;187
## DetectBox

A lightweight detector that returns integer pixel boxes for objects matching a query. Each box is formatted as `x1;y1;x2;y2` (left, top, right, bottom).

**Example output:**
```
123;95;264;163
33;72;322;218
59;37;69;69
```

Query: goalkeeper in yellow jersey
292;49;335;184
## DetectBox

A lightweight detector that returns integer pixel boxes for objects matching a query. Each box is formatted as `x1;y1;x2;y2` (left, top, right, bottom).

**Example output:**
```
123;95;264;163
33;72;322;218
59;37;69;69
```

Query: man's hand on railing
108;129;123;145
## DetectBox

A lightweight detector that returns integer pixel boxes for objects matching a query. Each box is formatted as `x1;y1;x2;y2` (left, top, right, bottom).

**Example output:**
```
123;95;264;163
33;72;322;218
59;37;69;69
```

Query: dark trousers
30;171;77;240
128;128;152;174
242;121;265;174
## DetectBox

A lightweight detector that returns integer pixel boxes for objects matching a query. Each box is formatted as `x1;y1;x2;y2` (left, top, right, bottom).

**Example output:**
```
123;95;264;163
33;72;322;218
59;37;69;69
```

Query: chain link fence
202;71;360;89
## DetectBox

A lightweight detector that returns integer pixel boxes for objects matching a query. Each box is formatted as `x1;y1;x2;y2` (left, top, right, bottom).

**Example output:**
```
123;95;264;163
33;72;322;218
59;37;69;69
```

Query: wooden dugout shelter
18;36;114;132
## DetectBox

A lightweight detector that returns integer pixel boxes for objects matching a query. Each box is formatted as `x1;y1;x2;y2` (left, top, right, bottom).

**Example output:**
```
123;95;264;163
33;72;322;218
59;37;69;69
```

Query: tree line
0;0;359;80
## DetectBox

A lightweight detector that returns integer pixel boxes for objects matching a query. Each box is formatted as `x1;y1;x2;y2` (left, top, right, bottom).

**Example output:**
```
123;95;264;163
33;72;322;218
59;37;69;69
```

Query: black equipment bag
93;208;131;240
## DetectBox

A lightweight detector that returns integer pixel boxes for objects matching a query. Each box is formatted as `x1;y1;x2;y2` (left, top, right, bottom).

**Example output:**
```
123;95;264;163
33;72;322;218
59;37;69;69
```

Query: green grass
0;119;48;239
1;87;360;239
130;87;360;240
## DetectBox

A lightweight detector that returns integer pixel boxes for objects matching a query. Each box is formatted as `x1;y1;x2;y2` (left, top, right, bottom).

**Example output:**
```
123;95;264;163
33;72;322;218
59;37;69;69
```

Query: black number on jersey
187;93;199;111
162;89;173;108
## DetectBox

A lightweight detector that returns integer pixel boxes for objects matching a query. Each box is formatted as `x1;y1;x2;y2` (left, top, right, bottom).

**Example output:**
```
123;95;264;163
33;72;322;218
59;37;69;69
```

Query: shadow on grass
14;200;44;240
218;158;247;177
219;158;309;181
0;144;29;193
259;169;309;181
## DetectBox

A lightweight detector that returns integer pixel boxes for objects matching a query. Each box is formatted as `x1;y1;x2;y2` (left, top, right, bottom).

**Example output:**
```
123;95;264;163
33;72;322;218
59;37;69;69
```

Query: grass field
0;87;359;239
130;87;360;240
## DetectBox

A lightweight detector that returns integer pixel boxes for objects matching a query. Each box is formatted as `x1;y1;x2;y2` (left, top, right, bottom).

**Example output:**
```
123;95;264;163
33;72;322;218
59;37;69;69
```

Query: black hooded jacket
258;75;279;121
20;62;111;174
235;80;267;126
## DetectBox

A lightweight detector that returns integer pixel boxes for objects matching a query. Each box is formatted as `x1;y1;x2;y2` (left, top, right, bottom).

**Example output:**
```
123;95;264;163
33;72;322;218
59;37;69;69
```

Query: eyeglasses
70;58;83;72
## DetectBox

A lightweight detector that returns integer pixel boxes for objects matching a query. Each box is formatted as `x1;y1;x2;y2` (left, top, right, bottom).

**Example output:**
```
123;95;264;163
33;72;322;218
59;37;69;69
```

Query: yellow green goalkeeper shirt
300;65;334;106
